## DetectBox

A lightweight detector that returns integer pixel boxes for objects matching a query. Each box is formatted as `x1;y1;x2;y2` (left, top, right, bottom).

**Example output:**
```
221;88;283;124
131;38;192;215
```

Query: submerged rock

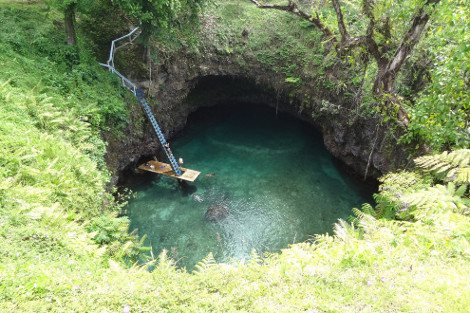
205;204;229;222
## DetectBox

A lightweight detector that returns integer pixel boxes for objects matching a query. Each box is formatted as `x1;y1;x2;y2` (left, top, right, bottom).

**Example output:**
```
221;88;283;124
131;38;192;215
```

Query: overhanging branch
248;0;334;39
384;0;441;83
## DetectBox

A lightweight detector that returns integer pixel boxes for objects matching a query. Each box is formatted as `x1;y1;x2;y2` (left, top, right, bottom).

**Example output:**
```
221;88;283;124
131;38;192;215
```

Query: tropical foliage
1;1;469;312
113;0;206;48
355;149;470;222
400;0;470;150
248;0;469;150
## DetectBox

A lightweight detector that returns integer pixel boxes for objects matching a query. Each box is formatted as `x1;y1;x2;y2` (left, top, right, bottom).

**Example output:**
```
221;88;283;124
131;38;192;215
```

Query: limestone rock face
205;204;230;222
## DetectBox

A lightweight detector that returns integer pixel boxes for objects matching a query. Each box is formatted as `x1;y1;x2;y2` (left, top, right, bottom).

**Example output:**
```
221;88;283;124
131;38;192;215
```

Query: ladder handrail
99;28;183;176
98;63;137;94
105;26;141;68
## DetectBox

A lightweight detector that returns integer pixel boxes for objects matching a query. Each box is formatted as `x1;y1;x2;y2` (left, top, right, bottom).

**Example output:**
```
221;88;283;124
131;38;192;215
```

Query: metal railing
98;26;141;93
99;63;137;94
104;26;141;69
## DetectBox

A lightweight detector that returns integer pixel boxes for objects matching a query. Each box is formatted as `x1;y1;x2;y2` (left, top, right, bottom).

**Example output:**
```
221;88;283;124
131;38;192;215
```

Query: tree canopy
250;0;442;120
401;0;469;150
249;0;469;150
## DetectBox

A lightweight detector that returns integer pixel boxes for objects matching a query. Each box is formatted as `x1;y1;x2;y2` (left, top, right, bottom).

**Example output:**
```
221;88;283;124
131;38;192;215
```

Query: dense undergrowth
1;1;470;312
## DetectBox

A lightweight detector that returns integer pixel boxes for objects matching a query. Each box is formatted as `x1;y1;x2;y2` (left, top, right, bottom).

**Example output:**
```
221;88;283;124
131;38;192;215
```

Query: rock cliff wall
104;18;409;186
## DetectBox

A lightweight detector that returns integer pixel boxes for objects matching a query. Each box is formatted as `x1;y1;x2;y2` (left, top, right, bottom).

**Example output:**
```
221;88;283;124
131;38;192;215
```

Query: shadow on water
122;103;376;270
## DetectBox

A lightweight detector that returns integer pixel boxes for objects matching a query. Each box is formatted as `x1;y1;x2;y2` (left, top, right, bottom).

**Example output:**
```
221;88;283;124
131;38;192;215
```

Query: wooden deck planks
138;160;201;182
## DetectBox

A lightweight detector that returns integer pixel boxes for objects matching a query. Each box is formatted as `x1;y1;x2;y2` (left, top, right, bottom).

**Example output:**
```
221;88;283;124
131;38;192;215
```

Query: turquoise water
125;104;373;270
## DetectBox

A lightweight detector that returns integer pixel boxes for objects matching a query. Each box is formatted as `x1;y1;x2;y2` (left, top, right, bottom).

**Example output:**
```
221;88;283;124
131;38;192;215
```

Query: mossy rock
205;204;230;222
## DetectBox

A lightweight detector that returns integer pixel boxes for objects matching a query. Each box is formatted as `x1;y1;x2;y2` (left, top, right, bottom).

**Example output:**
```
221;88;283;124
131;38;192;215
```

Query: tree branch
382;16;391;39
362;0;375;37
344;36;384;64
248;0;334;39
330;0;349;41
383;0;441;86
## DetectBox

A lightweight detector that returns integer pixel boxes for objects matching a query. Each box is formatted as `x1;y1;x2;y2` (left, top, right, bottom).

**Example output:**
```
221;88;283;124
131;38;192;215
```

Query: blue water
126;104;372;270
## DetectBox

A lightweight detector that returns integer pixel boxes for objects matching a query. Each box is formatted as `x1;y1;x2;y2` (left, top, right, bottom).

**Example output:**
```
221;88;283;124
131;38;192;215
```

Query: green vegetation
217;0;469;151
198;1;327;84
1;1;469;312
114;0;204;37
400;0;470;150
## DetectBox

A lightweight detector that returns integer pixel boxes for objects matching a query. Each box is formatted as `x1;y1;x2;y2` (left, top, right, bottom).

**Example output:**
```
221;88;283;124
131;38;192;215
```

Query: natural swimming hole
124;104;374;270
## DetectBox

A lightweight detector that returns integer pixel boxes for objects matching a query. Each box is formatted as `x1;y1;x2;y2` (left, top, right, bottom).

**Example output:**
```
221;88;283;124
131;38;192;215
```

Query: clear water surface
125;104;373;270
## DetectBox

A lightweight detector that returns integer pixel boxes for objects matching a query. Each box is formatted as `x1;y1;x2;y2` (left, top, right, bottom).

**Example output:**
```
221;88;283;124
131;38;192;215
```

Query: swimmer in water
205;173;215;177
193;194;203;202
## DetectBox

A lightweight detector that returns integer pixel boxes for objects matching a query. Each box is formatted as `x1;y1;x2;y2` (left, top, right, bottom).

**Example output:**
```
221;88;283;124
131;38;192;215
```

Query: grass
0;1;469;312
196;1;332;87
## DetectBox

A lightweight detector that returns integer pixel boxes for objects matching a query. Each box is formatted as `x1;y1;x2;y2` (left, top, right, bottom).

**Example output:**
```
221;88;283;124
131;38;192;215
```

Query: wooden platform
138;160;201;182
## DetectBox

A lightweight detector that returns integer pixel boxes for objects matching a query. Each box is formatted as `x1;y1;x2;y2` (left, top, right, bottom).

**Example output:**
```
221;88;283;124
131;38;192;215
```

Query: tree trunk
249;0;440;125
65;3;76;46
373;0;440;96
372;60;391;95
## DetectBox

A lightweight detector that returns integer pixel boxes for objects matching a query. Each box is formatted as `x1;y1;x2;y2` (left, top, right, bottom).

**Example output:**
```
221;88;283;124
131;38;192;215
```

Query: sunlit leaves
401;0;470;150
114;0;205;42
415;149;470;185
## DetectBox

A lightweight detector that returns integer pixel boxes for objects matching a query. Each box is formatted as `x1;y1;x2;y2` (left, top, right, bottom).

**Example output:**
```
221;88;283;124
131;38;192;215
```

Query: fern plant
194;252;216;274
247;249;262;265
352;171;431;222
349;204;378;225
353;150;470;222
86;213;150;263
414;149;470;184
87;213;129;245
403;183;469;215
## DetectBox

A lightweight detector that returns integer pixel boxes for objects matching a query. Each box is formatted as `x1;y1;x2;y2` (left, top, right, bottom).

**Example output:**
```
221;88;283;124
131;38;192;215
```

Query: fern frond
456;168;470;184
78;143;98;152
447;182;456;195
358;214;377;235
350;205;376;225
455;185;468;197
296;242;314;251
459;156;470;168
194;252;216;274
403;183;469;214
155;249;174;272
415;149;470;184
248;249;262;265
352;207;364;219
334;219;358;242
